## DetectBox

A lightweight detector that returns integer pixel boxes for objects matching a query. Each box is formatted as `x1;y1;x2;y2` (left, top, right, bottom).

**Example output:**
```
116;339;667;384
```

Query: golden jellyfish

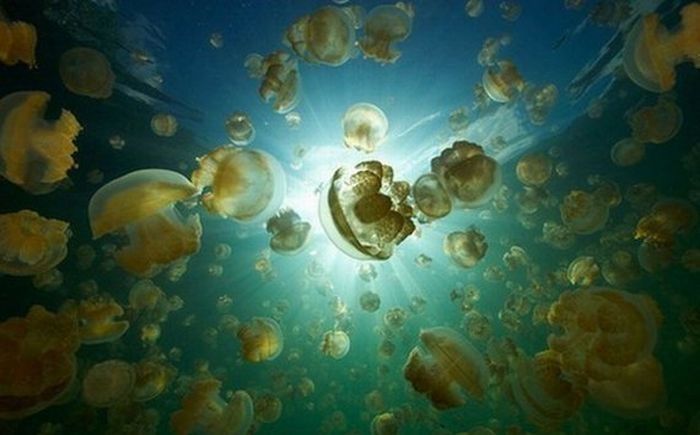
412;173;452;219
358;3;413;64
516;153;553;187
623;3;700;92
465;0;485;18
482;60;525;103
150;113;178;137
637;240;673;273
610;137;646;166
541;221;575;250
284;6;358;66
463;311;492;341
320;330;351;359
59;47;115;99
371;412;400;435
566;256;600;287
0;91;81;194
82;360;135;408
635;198;698;247
0;19;37;67
342;103;389;153
431;141;502;208
245;51;300;113
192;146;286;223
171;378;253;435
384;307;408;329
132;359;176;402
225;111;255;146
266;208;311;255
359;290;381;312
403;326;488;410
0;305;79;419
523;84;558;125
128;279;165;311
71;296;129;345
499;1;522;21
254;393;283;423
628;96;683;144
319;160;415;260
602;250;639;286
88;169;202;278
0;210;70;276
443;227;488;268
560;189;609;235
237;317;284;363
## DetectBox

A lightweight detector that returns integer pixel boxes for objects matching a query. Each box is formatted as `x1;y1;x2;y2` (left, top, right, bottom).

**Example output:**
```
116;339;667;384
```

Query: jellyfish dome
566;256;600;287
254;393;283;423
482;60;525;103
0;20;37;68
246;51;300;114
371;412;400;435
610;138;646;166
412;173;452;219
628;96;683;145
635;198;698;247
342;103;389;153
359;290;381;312
443;227;488;268
266;208;311;255
237;317;284;363
359;3;413;64
465;0;484;18
151;113;178;137
59;47;115;99
225;111;255;146
74;296;130;344
284;6;358;66
320;330;351;359
560;189;610;235
516;152;553;187
82;360;135;408
131;359;176;402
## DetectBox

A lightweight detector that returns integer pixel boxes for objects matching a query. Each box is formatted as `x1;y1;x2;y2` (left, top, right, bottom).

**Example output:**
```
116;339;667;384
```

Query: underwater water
1;0;700;433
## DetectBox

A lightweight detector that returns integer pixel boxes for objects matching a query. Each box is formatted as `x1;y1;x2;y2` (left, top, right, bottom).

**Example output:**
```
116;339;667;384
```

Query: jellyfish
499;1;522;21
320;330;351;359
0;20;37;67
150;113;178;137
371;412;400;435
225;111;255;146
358;3;413;64
610;138;646;166
73;296;130;344
88;169;202;278
82;360;135;408
132;359;176;402
560;189;610;235
623;3;700;93
635;198;698;247
0;91;81;194
266;208;311;255
254;393;283;423
465;0;485;18
319;160;415;260
284;6;358;66
516;153;553;187
0;210;70;276
443;227;488;269
342;103;389;153
523;84;558;125
0;305;79;419
637;240;673;273
237;317;284;363
566;256;600;287
59;47;115;98
477;37;502;67
601;250;639;286
464;311;492;341
431;141;502;208
209;32;224;48
171;378;253;435
359;290;381;312
245;51;300;113
541;221;575;250
384;307;408;329
128;279;165;311
482;60;525;103
191;146;286;223
628;96;683;144
412;173;452;219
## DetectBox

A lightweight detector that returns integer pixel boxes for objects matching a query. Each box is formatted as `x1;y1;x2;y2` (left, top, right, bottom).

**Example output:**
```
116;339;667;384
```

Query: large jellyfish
635;198;697;247
244;51;300;113
342;103;389;153
225;111;255;146
319;160;416;260
88;169;202;278
358;3;413;64
237;317;284;363
516;152;553;187
59;47;115;99
0;91;81;194
266;208;311;255
284;6;359;66
412;173;452;219
482;60;525;103
320;330;351;359
191;146;286;223
623;3;700;92
0;20;37;68
628;96;683;145
0;210;70;276
82;360;135;408
443;227;488;268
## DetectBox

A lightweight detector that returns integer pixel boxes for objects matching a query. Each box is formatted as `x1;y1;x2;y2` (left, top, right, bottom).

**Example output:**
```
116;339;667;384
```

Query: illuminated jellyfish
151;113;178;137
284;6;358;66
623;3;700;93
128;279;164;311
477;37;501;67
320;330;351;359
170;378;253;435
431;141;502;208
89;169;202;278
502;245;529;270
560;189;609;235
342;103;388;153
82;360;135;408
244;51;300;113
412;173;452;219
74;296;130;344
254;393;283;423
403;326;488;409
566;256;600;287
610;138;646;166
225;111;255;146
0;91;81;194
140;323;161;346
0;19;37;67
371;412;400;435
192;146;286;223
285;111;302;129
628;96;683;144
499;1;522;21
237;317;284;363
59;47;115;99
443;227;488;268
463;311;492;341
482;60;525;103
523;84;558;125
602;250;639;286
319;160;416;260
0;305;79;419
266;209;311;255
0;210;70;276
360;290;381;312
635;198;698;247
516;153;553;187
358;3;413;64
465;0;484;18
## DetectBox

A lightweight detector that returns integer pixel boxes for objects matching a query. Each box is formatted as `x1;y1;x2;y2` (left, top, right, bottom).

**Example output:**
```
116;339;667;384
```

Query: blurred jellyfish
285;111;302;129
414;254;432;269
131;359;176;402
448;106;470;132
342;103;389;153
82;360;135;408
443;227;488;268
465;0;485;18
499;1;522;21
59;47;115;98
209;32;224;48
635;198;698;248
628;96;683;144
237;317;284;363
320;330;351;359
266;209;311;255
214;243;232;260
464;311;492;341
0;91;81;194
360;290;381;312
611;138;646;166
412;173;452;219
384;307;408;329
477;37;502;67
523;84;558;125
637;240;673;273
140;323;161;345
565;0;585;9
151;113;178;137
284;6;358;66
254;393;283;423
73;296;130;344
516;152;553;187
0;20;37;67
602;250;639;286
371;412;400;435
109;134;126;150
358;3;413;64
358;263;378;281
32;268;63;291
567;256;600;287
682;249;700;272
191;146;286;223
503;245;529;270
225;112;255;146
560;189;609;235
245;51;300;113
623;3;700;93
297;377;315;397
482;60;525;103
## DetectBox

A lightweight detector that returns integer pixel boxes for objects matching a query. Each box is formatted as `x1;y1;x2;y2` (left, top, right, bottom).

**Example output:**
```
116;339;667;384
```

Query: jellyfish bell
360;290;381;312
284;6;358;66
342;103;389;153
254;393;283;423
560;189;610;235
82;360;135;408
412;173;452;219
635;198;698;247
523;84;558;125
482;60;525;103
59;47;115;98
465;0;484;18
0;20;37;68
516;153;553;187
371;412;400;435
266;209;311;255
151;113;178;137
248;51;301;114
359;3;413;64
628;96;683;145
225;111;255;146
73;296;130;344
131;359;176;402
611;137;646;166
566;256;600;287
237;317;284;363
443;227;488;268
320;330;351;359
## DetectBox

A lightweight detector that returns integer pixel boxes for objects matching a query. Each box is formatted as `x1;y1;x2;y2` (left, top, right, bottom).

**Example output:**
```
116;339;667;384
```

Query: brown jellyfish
463;311;492;341
284;6;358;66
254;393;283;423
73;296;130;344
0;19;37;68
610;137;646;166
82;360;135;408
560;189;609;235
150;113;178;137
245;51;300;113
523;84;558;125
635;198;697;247
566;256;600;287
320;330;351;359
412;173;452;219
358;3;413;64
443;227;488;268
371;412;400;435
191;146;286;223
225;111;255;146
88;169;202;278
131;359;176;402
59;47;115;99
601;250;639;286
266;208;311;255
384;307;408;329
0;91;81;194
359;290;381;312
482;60;525;103
628;96;683;144
0;210;70;276
237;317;284;363
516;153;553;187
342;103;389;153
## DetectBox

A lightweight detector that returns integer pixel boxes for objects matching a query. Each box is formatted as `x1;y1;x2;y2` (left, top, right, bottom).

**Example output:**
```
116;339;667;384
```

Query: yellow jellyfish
82;360;135;408
371;412;400;435
560;189;610;235
523;84;558;125
319;160;416;260
191;146;286;223
637;240;673;273
359;290;381;312
225;111;255;146
516;153;553;187
566;256;600;287
245;51;300;113
412;173;452;219
131;359;176;402
358;3;413;64
482;60;525;103
88;168;202;278
623;3;700;92
0;91;81;194
73;296;130;344
635;198;697;247
59;47;115;99
266;208;311;255
465;0;485;18
284;6;358;66
443;227;488;268
171;378;253;435
499;1;522;21
0;19;36;69
237;317;284;363
628;96;683;144
342;103;389;153
431;141;502;208
254;393;283;423
610;137;646;166
320;330;351;359
0;210;70;276
128;279;165;311
150;113;178;137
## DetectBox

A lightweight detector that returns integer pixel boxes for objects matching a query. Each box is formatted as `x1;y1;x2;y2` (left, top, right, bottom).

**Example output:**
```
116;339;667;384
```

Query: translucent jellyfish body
59;47;115;99
225;112;255;146
516;152;553;187
358;3;413;64
0;20;37;67
82;360;135;408
237;317;284;363
465;0;484;18
482;60;525;103
284;6;358;66
635;198;697;247
431;141;502;208
403;326;488;409
371;412;400;435
73;296;129;344
559;189;609;235
523;84;558;125
412;173;452;219
0;210;70;276
245;51;300;113
566;256;600;287
319;160;416;260
359;290;381;312
266;208;311;255
151;113;178;137
499;1;522;21
0;91;81;194
610;138;646;166
443;227;488;268
623;3;700;92
602;250;639;286
132;359;176;402
342;103;389;153
88;169;202;278
192;146;286;223
320;330;351;359
254;393;283;423
628;96;683;145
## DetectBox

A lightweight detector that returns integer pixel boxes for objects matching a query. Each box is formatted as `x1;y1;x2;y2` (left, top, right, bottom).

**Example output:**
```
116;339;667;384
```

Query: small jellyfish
412;173;452;219
560;189;610;235
523;84;558;125
59;47;114;98
32;268;63;291
237;317;284;363
342;103;389;153
245;51;300;113
443;227;488;269
415;254;432;268
622;3;700;93
628;96;683;145
225;112;255;146
371;412;400;435
82;360;135;408
151;113;178;137
0;91;81;194
567;256;600;287
0;20;37;68
132;359;176;402
285;111;302;129
465;0;485;18
209;32;224;48
358;3;413;64
482;60;525;103
499;1;522;21
610;138;646;166
384;307;408;329
477;37;501;67
284;6;358;66
266;209;311;255
360;290;381;312
214;243;232;260
254;393;283;423
71;296;130;344
320;330;351;359
516;153;553;187
602;250;639;286
109;134;125;150
503;245;529;270
464;311;492;341
448;106;470;132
